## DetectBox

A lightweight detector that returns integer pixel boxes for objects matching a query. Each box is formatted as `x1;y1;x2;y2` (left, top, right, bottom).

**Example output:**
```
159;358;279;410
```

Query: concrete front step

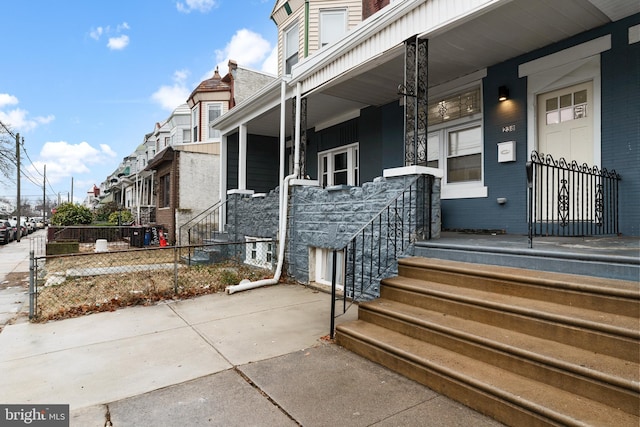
335;257;640;427
398;257;639;317
357;298;639;415
337;321;639;427
380;275;638;361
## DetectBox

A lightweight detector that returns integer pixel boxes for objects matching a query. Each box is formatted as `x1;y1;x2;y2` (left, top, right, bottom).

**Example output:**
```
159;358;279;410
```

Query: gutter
226;81;302;294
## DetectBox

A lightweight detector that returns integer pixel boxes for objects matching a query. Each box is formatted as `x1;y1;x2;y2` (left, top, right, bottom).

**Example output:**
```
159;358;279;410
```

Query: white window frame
192;106;199;143
207;102;223;141
428;119;487;199
320;8;347;48
423;81;487;199
318;143;359;187
244;237;274;269
284;23;299;75
183;128;191;143
311;247;344;290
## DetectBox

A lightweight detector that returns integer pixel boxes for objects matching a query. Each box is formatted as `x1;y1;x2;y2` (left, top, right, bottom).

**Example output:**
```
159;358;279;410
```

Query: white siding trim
518;35;611;77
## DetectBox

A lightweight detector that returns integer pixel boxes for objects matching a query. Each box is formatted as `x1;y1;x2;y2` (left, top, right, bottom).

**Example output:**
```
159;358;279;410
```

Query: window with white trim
192;106;199;142
284;23;299;74
183;129;191;143
320;9;347;48
318;143;359;187
312;247;344;289
423;86;486;198
207;103;222;141
244;237;274;268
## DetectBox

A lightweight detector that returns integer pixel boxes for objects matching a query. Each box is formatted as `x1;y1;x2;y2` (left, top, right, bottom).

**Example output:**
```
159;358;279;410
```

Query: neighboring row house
99;62;275;243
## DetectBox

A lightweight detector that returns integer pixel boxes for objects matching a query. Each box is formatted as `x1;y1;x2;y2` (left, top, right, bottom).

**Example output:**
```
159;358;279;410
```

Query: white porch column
220;134;228;232
238;123;247;190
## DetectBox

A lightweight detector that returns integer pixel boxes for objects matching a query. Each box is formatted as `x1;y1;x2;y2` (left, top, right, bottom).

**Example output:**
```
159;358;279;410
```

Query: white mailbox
497;141;516;163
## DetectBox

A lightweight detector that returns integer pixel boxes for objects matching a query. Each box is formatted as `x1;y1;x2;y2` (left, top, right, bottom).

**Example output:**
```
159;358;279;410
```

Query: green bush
107;210;134;225
94;202;119;222
50;203;93;226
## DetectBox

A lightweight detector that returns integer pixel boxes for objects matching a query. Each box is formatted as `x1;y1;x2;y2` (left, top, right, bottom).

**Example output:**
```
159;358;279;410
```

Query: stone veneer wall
225;173;441;285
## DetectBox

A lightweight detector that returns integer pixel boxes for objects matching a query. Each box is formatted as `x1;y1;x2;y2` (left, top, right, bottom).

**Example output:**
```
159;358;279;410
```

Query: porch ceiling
240;0;638;138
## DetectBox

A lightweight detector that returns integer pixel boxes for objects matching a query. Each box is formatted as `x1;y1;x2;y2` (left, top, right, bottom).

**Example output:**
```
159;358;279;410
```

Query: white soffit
587;0;640;21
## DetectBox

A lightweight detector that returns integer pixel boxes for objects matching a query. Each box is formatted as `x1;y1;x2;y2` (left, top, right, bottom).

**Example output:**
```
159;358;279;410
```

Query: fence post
173;245;179;294
526;161;534;248
29;250;35;319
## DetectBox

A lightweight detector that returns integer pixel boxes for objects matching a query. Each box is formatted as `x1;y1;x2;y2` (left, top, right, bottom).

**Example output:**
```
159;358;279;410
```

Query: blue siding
600;16;640;236
444;14;640;236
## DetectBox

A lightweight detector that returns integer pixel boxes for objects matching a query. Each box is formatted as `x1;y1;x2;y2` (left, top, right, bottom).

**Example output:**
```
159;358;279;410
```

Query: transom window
428;88;481;126
319;143;359;187
284;23;299;74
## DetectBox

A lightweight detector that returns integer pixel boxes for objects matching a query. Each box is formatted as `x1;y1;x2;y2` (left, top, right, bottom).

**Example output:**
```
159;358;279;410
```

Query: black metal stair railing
178;199;229;264
526;151;621;247
330;174;434;338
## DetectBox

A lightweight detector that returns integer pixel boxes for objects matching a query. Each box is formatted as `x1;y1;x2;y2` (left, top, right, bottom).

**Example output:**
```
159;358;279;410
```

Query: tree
50;203;93;226
0;122;16;180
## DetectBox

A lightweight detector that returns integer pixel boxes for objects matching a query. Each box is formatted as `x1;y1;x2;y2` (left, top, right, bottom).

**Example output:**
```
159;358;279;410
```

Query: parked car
9;219;26;238
35;218;45;229
0;220;16;244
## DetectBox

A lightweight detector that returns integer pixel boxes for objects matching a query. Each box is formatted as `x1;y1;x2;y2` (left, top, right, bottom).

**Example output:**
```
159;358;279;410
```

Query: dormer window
284;23;299;74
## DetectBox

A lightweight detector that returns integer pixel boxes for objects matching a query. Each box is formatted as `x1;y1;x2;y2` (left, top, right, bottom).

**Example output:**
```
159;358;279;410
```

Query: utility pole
43;164;46;221
16;133;21;242
70;176;74;204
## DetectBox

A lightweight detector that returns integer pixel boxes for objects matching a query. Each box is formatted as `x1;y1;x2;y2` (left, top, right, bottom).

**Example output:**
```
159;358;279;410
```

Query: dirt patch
34;258;274;323
0;272;29;290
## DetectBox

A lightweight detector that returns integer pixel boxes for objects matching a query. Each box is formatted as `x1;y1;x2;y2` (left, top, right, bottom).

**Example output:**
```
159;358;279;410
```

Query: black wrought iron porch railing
330;174;434;337
526;150;621;245
178;199;228;264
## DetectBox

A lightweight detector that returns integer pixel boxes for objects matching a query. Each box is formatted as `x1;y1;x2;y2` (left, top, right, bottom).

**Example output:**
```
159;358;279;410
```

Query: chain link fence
30;240;277;322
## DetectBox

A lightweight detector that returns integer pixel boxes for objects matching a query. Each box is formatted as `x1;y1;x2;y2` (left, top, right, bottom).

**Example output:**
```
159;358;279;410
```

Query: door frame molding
520;35;611;167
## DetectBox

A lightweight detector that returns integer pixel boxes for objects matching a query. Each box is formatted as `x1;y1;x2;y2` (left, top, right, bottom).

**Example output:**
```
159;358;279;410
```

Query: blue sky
0;0;277;207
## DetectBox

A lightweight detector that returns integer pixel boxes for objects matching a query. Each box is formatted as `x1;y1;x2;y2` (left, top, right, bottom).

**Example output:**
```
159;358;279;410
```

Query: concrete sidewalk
0;283;502;426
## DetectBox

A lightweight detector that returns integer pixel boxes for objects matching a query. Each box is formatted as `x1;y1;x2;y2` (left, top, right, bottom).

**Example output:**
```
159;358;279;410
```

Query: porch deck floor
426;232;639;262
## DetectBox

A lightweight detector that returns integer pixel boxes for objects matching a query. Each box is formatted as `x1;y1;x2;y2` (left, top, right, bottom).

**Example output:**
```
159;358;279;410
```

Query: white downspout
226;80;301;294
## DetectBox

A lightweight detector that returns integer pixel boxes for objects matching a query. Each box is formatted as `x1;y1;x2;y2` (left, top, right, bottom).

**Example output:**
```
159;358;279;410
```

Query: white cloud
107;35;130;50
211;29;274;77
33;141;118;185
89;22;130;50
151;70;191;111
261;46;278;75
176;0;217;13
89;26;104;40
0;101;55;133
0;93;19;108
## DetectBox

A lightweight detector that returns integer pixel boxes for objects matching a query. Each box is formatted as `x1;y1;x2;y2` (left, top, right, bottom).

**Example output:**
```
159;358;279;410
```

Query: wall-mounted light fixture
498;85;509;102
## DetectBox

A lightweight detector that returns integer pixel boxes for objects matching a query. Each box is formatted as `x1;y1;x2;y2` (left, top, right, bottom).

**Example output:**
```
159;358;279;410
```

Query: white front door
536;81;596;223
537;81;593;165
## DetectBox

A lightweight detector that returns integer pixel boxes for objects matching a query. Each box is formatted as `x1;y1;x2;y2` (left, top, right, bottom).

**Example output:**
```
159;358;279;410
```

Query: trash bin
130;227;144;248
144;229;151;246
